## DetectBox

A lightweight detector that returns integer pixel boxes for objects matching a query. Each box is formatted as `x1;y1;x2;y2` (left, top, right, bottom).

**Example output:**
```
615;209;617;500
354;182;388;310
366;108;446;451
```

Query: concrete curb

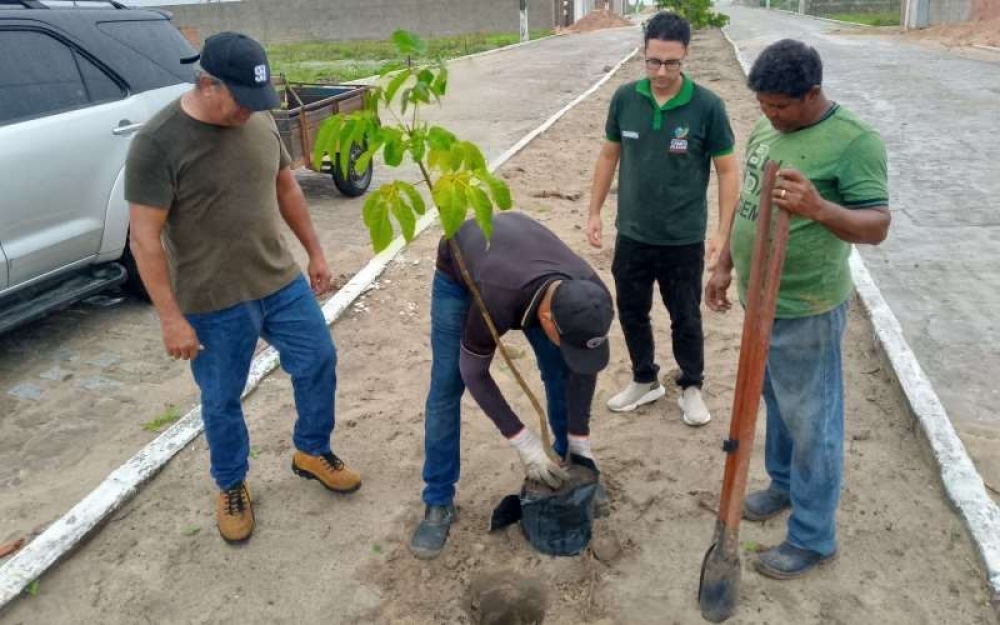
722;25;1000;612
973;44;1000;54
0;43;641;609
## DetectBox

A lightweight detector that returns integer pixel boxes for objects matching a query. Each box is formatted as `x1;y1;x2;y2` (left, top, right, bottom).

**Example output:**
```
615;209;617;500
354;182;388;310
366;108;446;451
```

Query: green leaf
392;30;427;56
372;211;394;252
181;526;201;537
433;177;467;238
363;188;386;231
372;544;383;554
409;130;426;163
400;87;412;115
462;142;487;171
249;446;260;459
384;68;411;105
384;133;405;167
485;175;513;210
362;188;396;252
391;190;417;242
313;114;344;171
467;185;493;240
413;82;430;104
400;181;426;216
446;144;464;172
417;68;434;87
432;66;448;96
354;138;381;176
25;580;40;596
427;126;455;151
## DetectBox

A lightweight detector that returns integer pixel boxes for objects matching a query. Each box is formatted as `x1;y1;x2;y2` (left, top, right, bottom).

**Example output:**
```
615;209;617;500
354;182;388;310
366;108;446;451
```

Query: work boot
743;487;791;521
678;387;711;426
606;380;665;412
754;541;837;580
216;481;255;544
292;451;362;493
410;504;456;560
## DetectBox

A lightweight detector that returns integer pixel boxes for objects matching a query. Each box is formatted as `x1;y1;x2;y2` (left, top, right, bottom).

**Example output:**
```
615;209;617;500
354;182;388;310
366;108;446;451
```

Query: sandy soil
568;9;634;33
903;17;1000;47
1;28;996;624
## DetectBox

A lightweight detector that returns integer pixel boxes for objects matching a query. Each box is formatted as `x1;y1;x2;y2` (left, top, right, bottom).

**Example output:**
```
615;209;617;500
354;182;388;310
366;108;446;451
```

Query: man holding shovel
706;39;890;579
586;11;738;426
410;211;614;559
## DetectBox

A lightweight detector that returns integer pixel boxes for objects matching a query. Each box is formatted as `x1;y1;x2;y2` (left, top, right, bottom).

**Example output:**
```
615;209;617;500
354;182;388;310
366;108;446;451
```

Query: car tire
120;241;150;302
331;142;374;197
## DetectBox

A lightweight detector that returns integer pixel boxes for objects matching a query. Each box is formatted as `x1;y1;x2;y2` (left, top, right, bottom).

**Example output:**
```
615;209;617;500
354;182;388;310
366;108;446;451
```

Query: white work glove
508;428;570;489
568;434;593;460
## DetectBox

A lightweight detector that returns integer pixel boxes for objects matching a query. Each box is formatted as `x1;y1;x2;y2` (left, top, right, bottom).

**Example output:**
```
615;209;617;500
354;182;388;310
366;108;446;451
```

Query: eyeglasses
644;58;683;71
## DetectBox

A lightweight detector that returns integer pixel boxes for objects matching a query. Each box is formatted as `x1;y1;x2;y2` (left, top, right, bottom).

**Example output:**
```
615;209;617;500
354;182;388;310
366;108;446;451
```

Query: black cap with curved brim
550;280;614;375
181;32;279;112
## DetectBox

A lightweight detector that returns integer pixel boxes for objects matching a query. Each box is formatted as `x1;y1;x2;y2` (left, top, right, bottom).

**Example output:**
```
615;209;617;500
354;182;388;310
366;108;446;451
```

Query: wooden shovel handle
717;160;790;527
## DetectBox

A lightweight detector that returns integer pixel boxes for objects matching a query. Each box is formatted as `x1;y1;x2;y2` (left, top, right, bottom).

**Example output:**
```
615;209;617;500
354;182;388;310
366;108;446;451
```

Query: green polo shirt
605;76;735;246
730;104;889;319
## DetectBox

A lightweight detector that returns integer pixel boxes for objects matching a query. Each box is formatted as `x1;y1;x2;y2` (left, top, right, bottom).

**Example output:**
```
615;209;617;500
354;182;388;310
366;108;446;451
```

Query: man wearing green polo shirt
707;39;890;579
586;12;738;426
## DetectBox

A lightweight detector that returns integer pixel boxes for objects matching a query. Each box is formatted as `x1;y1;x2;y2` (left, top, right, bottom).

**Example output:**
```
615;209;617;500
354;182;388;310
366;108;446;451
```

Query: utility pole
520;0;530;42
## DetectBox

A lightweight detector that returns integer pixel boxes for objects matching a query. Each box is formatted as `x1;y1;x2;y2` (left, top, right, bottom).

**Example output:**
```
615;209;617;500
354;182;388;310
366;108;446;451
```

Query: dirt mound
906;17;1000;47
567;9;633;33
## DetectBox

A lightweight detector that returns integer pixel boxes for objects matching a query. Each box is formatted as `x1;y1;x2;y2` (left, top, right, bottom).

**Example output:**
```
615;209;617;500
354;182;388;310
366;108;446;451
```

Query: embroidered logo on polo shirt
622;130;639;140
669;126;689;154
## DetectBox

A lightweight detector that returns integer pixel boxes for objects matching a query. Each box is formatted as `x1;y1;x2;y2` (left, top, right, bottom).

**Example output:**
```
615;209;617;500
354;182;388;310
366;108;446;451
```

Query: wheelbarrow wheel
332;142;373;197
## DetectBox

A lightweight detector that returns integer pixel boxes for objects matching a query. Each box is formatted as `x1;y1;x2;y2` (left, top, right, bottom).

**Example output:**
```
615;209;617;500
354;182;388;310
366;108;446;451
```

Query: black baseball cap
181;32;279;112
550;280;614;375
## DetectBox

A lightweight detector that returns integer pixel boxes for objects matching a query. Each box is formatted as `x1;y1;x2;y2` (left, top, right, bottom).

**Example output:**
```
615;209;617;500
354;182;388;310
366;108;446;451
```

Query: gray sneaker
410;504;456;560
743;488;791;521
606;381;666;412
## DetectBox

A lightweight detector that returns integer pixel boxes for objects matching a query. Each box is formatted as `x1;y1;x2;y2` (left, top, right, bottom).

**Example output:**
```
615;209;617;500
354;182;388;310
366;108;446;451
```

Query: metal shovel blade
698;522;741;622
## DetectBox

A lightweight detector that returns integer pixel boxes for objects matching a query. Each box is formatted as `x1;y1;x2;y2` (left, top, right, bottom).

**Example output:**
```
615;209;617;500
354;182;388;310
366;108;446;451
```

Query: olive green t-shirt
125;99;300;314
730;104;889;319
605;76;735;246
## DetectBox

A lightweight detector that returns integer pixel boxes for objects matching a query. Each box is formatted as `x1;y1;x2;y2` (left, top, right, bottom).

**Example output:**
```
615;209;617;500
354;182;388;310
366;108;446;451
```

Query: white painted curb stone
0;43;640;609
723;24;1000;611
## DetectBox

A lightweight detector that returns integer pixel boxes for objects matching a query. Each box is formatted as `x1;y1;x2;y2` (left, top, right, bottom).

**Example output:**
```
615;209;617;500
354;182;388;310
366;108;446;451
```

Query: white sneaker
606;381;665;412
678;387;711;426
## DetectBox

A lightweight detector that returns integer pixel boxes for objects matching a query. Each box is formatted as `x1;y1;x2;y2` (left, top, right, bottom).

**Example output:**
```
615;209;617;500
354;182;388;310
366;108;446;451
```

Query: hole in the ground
466;570;548;625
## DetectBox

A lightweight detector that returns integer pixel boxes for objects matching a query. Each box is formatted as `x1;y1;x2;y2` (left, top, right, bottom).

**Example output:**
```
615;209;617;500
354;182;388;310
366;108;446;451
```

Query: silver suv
0;0;195;333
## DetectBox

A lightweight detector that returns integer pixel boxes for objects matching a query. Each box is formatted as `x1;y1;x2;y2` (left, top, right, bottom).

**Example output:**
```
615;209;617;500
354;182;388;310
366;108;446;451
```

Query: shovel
698;160;790;622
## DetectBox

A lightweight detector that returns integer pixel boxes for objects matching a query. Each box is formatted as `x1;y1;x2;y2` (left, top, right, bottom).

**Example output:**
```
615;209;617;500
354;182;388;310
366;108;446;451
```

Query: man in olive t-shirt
125;32;361;545
707;39;890;580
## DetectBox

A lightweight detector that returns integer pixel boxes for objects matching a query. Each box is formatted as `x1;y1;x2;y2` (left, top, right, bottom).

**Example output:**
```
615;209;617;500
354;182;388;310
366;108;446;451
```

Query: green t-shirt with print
605;76;735;246
730;104;888;319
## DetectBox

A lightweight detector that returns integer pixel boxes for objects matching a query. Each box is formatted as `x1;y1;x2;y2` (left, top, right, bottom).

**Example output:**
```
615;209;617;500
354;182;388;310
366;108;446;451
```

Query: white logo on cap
254;64;267;84
586;336;607;349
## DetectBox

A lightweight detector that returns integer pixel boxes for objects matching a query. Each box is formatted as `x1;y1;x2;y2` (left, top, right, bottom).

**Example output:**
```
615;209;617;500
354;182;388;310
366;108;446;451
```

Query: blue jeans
763;301;847;557
186;275;337;490
422;271;570;506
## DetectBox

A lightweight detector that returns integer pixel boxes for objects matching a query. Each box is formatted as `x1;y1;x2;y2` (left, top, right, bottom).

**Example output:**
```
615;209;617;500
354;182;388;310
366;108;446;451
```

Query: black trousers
611;236;704;389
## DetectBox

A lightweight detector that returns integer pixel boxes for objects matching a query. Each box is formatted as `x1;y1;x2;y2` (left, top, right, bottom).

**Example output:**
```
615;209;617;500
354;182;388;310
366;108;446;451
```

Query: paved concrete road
721;3;1000;487
0;26;641;543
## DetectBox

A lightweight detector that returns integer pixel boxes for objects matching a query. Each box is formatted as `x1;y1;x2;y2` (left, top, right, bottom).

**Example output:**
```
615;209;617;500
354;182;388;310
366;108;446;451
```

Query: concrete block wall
165;0;557;45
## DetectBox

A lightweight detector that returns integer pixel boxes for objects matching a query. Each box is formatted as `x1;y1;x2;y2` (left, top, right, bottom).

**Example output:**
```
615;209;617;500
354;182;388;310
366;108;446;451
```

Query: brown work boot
292;451;362;493
216;482;254;544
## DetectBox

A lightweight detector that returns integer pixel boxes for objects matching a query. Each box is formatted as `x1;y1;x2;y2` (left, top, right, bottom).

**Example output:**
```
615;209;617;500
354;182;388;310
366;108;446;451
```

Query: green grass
822;11;900;26
267;30;553;84
142;405;181;433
